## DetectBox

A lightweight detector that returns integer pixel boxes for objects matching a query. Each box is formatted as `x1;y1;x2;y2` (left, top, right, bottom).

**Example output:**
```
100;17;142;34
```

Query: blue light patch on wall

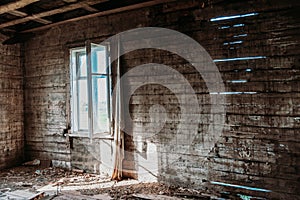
210;181;271;193
234;34;248;38
223;41;243;45
210;13;259;22
214;56;266;63
227;80;248;83
218;25;231;29
233;23;245;27
210;92;257;95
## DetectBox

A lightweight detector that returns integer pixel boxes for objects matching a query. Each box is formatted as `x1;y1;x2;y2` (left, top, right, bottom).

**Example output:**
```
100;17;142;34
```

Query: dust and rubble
0;165;216;200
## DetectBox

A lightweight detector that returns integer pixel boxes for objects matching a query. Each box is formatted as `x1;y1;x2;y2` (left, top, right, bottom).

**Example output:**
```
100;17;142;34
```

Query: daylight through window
70;43;111;136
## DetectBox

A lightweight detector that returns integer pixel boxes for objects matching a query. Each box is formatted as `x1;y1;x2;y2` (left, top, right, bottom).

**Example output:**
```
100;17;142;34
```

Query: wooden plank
6;190;44;200
0;0;108;29
132;193;184;200
0;0;40;15
33;17;52;24
22;0;177;33
80;3;98;12
9;10;28;17
10;10;53;25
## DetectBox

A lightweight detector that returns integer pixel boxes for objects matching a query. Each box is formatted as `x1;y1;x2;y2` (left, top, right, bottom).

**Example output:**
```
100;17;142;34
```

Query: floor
0;166;213;200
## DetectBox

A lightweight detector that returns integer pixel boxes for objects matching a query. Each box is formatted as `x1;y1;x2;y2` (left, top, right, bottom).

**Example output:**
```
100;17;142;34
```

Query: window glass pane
78;79;88;130
71;80;78;132
92;75;109;133
78;53;87;77
91;44;107;74
71;45;111;136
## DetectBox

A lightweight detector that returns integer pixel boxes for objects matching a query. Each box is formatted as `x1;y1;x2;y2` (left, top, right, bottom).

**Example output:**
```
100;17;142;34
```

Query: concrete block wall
23;0;299;199
0;34;24;169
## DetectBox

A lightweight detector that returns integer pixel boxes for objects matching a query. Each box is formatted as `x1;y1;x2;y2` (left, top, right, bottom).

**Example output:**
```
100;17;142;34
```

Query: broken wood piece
132;193;184;200
175;192;210;199
23;159;41;166
6;190;44;200
60;191;111;200
72;168;84;173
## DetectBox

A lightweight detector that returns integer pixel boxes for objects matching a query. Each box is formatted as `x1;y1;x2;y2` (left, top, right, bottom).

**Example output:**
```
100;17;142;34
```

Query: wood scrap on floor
53;191;112;200
22;159;41;166
131;193;185;200
4;190;44;200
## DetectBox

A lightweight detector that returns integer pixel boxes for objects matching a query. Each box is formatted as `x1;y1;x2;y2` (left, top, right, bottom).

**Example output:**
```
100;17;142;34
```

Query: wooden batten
0;0;108;29
0;0;40;15
22;0;176;33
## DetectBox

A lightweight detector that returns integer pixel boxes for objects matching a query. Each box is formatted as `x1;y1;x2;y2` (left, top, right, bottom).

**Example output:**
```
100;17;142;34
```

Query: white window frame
70;41;112;138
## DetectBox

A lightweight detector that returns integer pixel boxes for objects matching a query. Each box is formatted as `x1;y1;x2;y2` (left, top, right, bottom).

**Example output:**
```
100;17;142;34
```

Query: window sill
67;133;113;140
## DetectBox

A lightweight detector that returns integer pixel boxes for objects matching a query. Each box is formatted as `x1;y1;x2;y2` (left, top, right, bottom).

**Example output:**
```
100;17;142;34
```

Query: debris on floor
0;165;109;199
52;191;112;200
131;193;185;200
0;166;228;200
79;182;213;199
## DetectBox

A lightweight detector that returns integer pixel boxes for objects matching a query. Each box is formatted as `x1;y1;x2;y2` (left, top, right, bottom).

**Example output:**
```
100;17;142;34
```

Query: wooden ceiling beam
0;0;40;15
9;10;52;25
9;10;28;17
81;4;98;12
0;0;107;29
32;17;52;24
23;0;176;33
63;0;99;11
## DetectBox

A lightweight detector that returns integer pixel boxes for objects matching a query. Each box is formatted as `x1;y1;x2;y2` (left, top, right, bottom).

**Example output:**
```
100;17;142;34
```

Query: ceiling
0;0;173;44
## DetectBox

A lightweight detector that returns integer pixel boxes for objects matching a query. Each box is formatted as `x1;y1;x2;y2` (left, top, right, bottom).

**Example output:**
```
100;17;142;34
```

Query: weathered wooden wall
141;1;300;199
23;28;71;168
23;0;299;199
0;34;23;169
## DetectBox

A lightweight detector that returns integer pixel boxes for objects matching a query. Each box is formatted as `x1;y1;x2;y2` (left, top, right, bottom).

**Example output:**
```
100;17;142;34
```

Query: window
70;43;112;137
